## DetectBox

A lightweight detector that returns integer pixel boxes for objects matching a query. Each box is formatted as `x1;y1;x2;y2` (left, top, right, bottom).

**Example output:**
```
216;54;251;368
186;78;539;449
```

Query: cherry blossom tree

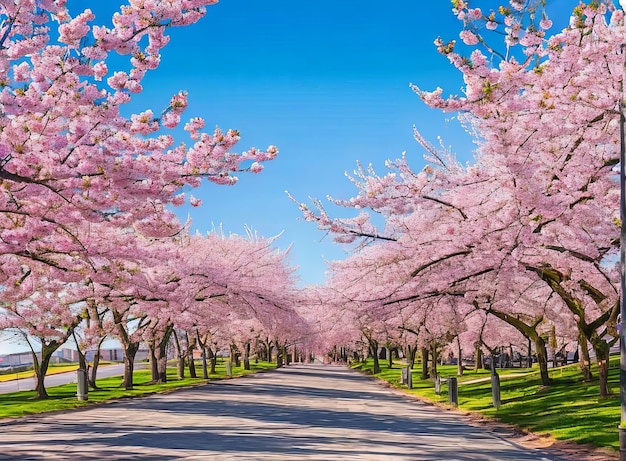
0;0;278;395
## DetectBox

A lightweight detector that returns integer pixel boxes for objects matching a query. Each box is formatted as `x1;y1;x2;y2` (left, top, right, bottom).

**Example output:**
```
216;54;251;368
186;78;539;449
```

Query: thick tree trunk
474;343;483;372
588;333;611;397
406;343;417;369
456;336;463;376
207;347;217;374
368;338;380;374
188;350;197;378
534;336;551;386
32;340;60;399
90;348;101;389
122;342;139;390
429;343;438;379
156;336;169;383
149;343;158;382
243;342;251;370
421;347;429;380
578;334;593;381
89;337;106;389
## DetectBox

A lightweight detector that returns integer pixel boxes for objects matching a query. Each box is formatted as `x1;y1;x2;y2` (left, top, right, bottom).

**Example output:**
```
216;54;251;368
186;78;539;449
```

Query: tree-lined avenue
0;365;568;461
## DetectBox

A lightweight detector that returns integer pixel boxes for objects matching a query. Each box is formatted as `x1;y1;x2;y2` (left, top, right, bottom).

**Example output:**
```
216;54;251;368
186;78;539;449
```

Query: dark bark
578;334;593;381
122;342;139;390
243;342;251;370
420;347;429;380
32;340;59;399
429;343;438;379
369;339;380;374
207;346;216;374
474;343;483;372
456;336;463;376
406;343;417;369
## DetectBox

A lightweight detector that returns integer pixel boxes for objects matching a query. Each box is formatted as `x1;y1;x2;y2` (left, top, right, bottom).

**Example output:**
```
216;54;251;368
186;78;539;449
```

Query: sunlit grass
353;356;621;451
0;360;276;419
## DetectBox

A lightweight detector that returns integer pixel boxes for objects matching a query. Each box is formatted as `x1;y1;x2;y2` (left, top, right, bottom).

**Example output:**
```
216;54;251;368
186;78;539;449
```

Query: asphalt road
0;364;575;461
0;363;126;394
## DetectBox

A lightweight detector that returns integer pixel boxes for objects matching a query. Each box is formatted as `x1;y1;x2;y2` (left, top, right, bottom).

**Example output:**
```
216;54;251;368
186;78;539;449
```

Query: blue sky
145;0;473;286
74;1;567;288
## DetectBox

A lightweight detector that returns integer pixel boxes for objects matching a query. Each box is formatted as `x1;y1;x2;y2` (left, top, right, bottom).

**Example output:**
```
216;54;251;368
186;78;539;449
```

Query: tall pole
619;48;626;460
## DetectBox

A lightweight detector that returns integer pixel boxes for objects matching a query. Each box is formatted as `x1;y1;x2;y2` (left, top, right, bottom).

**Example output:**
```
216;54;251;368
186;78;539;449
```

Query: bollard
225;361;232;377
76;368;88;401
434;373;441;395
448;377;458;407
491;372;501;409
405;367;412;389
400;367;406;384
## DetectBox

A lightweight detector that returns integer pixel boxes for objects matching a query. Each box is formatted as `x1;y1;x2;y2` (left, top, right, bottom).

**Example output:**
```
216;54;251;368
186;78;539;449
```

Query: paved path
0;364;572;460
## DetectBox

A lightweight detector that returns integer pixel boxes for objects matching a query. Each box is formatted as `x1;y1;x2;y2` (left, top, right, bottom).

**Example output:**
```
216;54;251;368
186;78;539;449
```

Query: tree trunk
406;343;417;369
172;330;185;380
420;347;429;380
578;334;593;381
456;336;463;376
89;337;105;389
32;340;60;399
265;339;273;363
207;347;217;374
230;343;240;367
429;343;438;379
200;346;209;379
368;338;380;374
589;333;611;397
149;342;158;382
156;337;169;383
122;342;139;390
534;335;551;386
188;349;197;378
276;340;284;368
243;342;251;370
474;343;483;372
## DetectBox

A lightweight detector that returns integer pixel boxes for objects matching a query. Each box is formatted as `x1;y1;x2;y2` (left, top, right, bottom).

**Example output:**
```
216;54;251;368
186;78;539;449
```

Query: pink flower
93;62;108;81
539;19;553;30
459;30;479;46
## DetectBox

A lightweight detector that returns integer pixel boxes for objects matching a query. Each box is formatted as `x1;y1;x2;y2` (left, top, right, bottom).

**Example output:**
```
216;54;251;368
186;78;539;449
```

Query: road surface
0;364;577;460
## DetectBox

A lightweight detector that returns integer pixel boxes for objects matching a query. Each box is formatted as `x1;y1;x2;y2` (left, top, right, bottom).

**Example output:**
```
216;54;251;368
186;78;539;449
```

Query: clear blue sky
149;0;472;287
76;1;568;287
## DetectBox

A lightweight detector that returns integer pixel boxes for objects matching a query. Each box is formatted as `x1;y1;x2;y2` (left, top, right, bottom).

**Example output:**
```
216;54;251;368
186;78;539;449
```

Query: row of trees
0;1;314;398
296;0;624;397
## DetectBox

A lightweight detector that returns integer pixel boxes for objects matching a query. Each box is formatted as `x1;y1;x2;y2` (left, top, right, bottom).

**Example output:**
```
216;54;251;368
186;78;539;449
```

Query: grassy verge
0;363;117;383
0;360;276;420
352;357;620;451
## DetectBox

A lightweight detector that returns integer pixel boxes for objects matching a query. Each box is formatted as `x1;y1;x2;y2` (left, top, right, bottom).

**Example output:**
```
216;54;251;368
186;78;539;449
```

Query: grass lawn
0;360;276;420
353;357;621;451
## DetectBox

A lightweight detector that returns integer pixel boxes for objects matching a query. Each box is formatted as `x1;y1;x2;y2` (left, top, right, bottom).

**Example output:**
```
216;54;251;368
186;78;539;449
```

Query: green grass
353;358;621;451
0;360;276;419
